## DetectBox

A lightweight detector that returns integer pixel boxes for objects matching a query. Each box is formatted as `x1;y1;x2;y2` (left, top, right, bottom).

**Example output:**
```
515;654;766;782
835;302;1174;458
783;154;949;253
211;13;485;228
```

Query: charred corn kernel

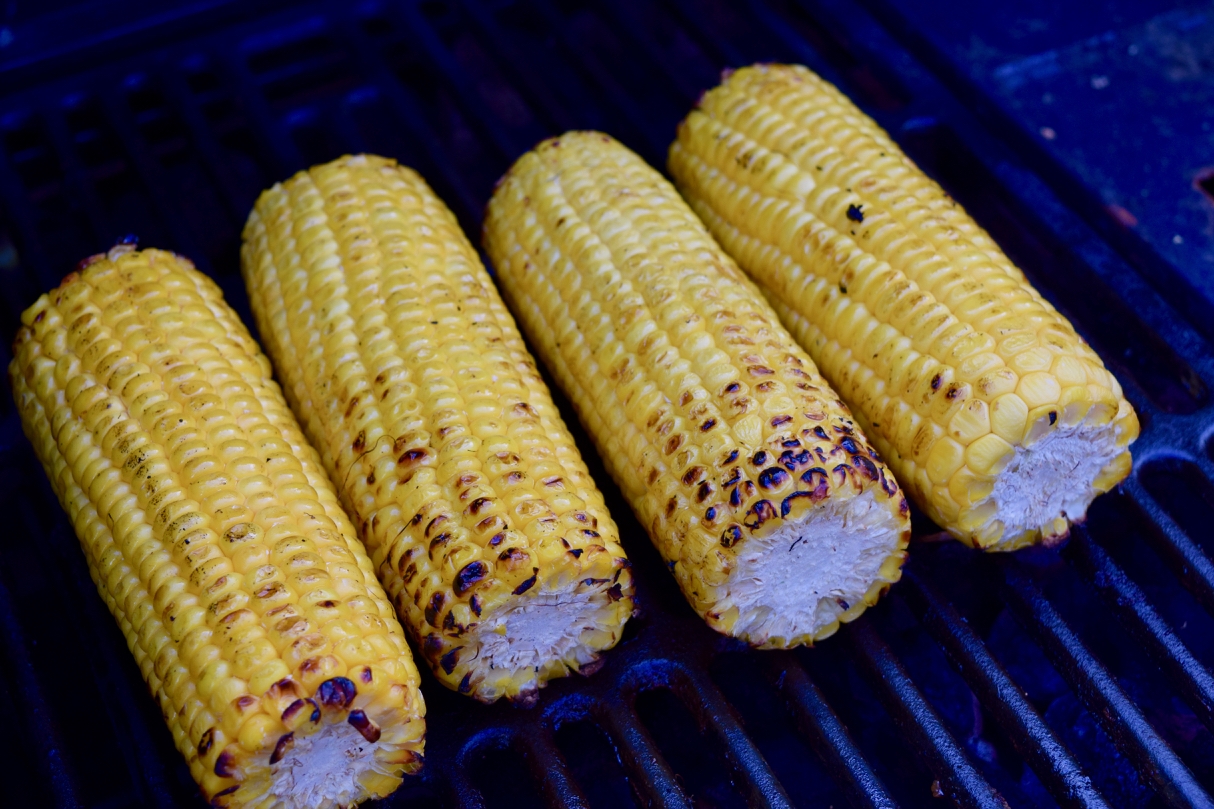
242;155;634;705
10;246;425;809
669;63;1139;551
484;132;910;649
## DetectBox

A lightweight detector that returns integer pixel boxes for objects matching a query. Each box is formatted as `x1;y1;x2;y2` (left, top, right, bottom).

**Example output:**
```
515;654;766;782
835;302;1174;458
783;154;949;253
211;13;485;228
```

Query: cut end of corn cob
669;63;1138;551
10;246;425;809
726;487;907;645
241;154;634;704
484;132;910;649
977;419;1125;551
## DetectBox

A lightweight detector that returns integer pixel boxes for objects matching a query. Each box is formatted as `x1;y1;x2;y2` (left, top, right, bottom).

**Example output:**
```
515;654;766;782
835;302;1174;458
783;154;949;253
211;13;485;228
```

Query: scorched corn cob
242;155;634;704
9;245;425;809
484;132;910;649
669;64;1139;550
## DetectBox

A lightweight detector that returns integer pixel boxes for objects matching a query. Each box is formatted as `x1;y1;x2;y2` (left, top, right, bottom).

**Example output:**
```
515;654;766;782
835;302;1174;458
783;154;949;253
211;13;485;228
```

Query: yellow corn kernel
1016;371;1063;410
947;399;991;445
989;392;1030;444
965;433;1015;477
10;246;425;809
926;437;966;485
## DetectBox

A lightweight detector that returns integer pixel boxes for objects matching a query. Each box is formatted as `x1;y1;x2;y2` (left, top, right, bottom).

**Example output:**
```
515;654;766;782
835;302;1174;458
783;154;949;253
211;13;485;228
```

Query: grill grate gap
59;94;167;249
1000;558;1213;806
800;628;971;807
762;0;910;110
634;686;749;808
2;112;94;290
900;568;1107;809
873;594;1055;806
374;27;501;204
710;651;851;808
1084;495;1214;674
122;76;238;271
553;719;638;809
1139;458;1214;562
467;741;548;809
922;545;1179;806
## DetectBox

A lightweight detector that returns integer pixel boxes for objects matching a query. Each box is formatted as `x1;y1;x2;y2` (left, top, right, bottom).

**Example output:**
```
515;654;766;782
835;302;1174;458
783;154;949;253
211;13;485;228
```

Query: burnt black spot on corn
347;710;382;744
453;561;489;596
758;467;789;490
316;677;357;709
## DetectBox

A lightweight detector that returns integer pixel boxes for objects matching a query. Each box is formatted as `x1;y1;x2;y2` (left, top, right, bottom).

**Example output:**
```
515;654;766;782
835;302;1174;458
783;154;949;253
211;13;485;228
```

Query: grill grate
1;1;1213;807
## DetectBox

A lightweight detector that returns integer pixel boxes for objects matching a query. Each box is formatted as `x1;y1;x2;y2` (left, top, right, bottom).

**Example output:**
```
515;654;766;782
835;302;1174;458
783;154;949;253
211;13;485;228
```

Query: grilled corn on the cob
241;155;634;704
10;245;425;809
669;64;1139;550
484;132;909;648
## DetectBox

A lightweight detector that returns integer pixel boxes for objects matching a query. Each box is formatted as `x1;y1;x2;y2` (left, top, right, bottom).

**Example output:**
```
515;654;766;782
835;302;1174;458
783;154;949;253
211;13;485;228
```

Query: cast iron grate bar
1000;559;1214;808
335;15;483;229
518;729;591;809
598;700;692;808
674;665;794;808
901;569;1110;809
0;570;81;808
1122;478;1214;619
1066;528;1214;734
457;0;581;135
846;620;1009;809
447;730;513;809
763;652;899;809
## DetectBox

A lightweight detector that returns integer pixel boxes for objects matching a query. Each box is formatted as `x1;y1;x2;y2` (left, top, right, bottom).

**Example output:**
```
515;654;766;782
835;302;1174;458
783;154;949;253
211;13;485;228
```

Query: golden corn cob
669;64;1139;551
484;132;909;649
241;155;634;704
9;245;425;809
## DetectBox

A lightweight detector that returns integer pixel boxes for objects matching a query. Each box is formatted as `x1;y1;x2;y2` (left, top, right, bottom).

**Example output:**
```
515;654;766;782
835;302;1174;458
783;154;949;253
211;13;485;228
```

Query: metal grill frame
1;1;1212;807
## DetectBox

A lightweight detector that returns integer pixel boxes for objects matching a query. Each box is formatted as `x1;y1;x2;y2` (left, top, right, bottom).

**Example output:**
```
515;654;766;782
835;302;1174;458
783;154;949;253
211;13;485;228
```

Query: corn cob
9;245;425;809
484;132;909;649
241;155;634;704
669;64;1139;551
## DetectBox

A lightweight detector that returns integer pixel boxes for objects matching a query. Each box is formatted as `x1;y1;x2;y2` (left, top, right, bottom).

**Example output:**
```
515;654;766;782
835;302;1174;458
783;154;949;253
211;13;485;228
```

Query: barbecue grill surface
1;1;1213;807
